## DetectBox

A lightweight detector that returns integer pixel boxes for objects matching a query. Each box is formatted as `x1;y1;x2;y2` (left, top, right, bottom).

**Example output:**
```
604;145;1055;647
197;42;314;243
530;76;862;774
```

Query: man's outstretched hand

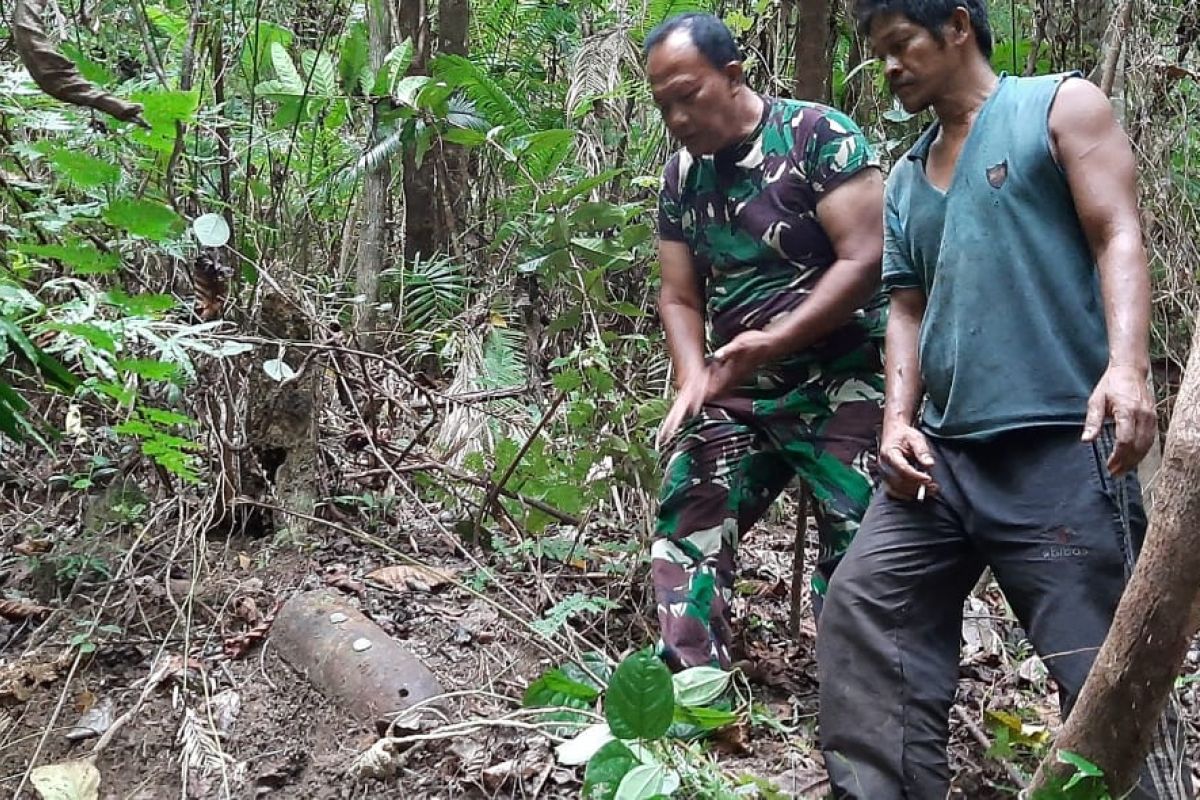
656;331;779;449
1082;364;1156;476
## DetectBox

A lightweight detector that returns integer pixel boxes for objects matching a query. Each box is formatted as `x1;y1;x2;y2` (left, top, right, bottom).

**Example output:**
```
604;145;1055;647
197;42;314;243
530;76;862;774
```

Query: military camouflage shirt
658;96;885;395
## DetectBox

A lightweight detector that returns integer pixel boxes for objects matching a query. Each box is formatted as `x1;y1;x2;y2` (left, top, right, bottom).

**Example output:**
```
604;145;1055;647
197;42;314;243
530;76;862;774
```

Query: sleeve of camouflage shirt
881;183;921;292
801;107;879;197
657;154;687;243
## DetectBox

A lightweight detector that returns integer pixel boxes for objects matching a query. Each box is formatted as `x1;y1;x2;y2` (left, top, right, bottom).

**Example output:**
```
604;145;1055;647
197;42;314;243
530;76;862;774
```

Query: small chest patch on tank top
986;160;1009;189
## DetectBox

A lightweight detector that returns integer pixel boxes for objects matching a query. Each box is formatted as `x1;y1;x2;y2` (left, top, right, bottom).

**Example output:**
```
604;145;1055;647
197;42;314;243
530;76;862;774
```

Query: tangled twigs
222;600;284;660
470;390;568;547
12;0;148;126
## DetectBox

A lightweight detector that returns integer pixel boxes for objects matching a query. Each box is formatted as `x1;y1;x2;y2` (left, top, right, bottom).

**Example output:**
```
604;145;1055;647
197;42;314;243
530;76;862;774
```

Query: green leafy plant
525;650;743;799
1030;751;1113;800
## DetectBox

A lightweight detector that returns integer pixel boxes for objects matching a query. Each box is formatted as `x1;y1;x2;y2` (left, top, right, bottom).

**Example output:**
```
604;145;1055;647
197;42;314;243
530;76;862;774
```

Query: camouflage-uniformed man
646;13;886;670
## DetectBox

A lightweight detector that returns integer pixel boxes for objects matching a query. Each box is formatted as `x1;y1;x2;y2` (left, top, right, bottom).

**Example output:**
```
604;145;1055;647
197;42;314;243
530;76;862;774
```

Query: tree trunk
353;0;394;351
436;0;469;252
793;0;835;103
1029;320;1200;796
400;0;438;263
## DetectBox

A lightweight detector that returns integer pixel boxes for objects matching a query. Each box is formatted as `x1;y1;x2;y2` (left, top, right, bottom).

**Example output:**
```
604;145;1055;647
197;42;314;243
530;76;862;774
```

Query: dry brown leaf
323;571;365;595
233;596;261;625
13;538;52;556
192;252;231;321
29;758;100;800
0;598;50;620
145;654;205;688
365;565;457;593
222;601;281;660
0;659;62;702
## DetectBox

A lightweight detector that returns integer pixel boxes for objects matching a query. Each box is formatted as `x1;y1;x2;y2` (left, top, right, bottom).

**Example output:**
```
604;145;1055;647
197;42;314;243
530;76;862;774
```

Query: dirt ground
2;483;1198;800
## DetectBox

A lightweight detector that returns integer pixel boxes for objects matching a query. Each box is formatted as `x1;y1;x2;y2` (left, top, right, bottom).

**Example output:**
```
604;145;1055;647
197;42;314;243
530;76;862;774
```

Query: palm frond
480;324;526;390
385;256;469;332
566;27;641;117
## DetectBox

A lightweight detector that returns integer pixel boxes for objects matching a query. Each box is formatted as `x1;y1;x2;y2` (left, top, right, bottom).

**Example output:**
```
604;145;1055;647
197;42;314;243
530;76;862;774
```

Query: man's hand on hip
1082;364;1157;476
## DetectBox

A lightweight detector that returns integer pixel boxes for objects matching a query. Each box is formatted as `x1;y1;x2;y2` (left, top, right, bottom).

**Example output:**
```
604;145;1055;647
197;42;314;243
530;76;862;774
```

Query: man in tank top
645;13;887;670
816;2;1193;798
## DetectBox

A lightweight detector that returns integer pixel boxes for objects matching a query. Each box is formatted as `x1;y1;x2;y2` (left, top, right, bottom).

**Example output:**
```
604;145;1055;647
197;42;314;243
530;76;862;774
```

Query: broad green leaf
605;650;673;741
115;359;181;382
103;290;176;316
672;704;738;731
1057;750;1104;778
14;242;119;275
142;407;193;427
523;668;600;708
41;146;121;188
133;89;200;125
552;369;584;392
103;199;184;242
569;201;628;232
262;358;296;382
614;764;679;800
0;317;39;363
372;39;415;96
145;5;185;37
671;666;731;707
271;42;304;94
442;127;487;147
192;213;230;247
582;740;638;800
555;722;614;766
241;21;294;83
300;50;336;97
392;75;431;106
130;89;200;152
44;323;117;354
984;709;1049;747
338;21;370;94
60;43;115;86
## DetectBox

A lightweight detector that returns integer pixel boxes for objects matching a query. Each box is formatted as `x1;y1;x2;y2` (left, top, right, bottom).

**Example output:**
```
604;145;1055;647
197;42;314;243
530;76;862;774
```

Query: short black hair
854;0;993;59
643;12;742;70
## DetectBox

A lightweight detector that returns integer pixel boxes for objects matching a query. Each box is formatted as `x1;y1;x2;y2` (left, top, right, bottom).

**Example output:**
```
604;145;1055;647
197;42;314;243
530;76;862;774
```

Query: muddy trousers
817;426;1193;800
652;382;882;671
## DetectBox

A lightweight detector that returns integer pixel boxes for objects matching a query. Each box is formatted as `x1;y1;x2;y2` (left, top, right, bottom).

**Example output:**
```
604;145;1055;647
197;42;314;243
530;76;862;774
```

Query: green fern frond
431;54;530;133
510;128;574;181
530;593;619;638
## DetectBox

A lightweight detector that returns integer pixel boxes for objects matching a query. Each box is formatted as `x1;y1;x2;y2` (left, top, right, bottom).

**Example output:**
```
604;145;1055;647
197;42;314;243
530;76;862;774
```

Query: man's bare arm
658;239;706;389
705;168;884;392
877;287;938;498
757;167;885;357
1050;77;1156;473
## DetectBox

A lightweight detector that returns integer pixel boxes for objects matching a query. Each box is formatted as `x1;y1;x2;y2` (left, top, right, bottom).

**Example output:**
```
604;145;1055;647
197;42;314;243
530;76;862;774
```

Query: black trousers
817;426;1193;799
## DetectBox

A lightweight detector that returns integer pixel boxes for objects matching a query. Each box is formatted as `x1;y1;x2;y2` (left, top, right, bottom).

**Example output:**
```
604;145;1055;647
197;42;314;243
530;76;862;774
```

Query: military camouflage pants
652;375;883;670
